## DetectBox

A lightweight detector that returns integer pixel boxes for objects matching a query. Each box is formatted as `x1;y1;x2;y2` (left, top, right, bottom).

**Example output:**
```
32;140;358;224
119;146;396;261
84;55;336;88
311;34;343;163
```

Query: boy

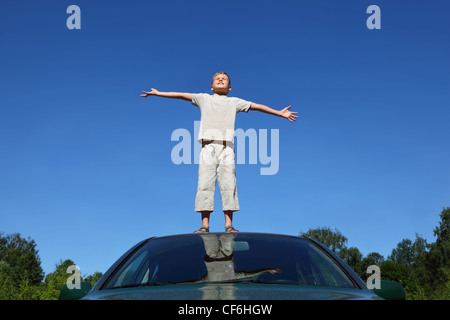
141;72;297;233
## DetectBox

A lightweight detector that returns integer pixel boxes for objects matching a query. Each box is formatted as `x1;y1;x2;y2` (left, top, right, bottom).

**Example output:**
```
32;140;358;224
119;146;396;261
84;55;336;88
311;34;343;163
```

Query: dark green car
60;233;405;300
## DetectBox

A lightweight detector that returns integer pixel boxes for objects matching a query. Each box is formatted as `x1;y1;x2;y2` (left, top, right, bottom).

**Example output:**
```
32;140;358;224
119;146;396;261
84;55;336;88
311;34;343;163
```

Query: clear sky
1;0;449;277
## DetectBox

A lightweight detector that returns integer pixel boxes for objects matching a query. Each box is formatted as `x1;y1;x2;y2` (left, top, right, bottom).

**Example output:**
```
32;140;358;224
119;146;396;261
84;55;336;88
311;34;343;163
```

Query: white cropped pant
194;141;239;212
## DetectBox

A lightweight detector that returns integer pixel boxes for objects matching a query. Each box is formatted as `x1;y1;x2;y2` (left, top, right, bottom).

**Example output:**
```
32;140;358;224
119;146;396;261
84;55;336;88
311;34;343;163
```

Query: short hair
211;72;231;87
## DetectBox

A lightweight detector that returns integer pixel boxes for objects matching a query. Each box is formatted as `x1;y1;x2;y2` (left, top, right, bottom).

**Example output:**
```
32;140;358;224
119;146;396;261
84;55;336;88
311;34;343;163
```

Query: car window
104;234;355;289
111;250;149;288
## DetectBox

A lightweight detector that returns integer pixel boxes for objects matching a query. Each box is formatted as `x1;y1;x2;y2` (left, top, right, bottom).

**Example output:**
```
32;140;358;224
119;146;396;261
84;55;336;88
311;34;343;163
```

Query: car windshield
104;234;356;290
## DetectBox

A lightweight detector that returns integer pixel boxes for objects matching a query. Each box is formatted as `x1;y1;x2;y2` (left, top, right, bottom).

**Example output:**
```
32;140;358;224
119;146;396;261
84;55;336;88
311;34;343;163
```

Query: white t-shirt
192;93;252;142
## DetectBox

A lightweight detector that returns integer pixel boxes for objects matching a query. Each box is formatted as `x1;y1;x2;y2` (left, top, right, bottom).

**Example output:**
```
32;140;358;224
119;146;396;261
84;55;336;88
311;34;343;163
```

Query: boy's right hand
140;88;159;97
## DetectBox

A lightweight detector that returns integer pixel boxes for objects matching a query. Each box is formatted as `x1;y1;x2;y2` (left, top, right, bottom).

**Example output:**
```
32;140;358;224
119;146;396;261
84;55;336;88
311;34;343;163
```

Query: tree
359;252;385;282
424;207;450;298
388;234;428;267
39;259;77;300
433;207;450;265
0;232;44;299
85;272;103;286
364;252;384;266
339;247;363;276
379;260;409;286
300;227;348;254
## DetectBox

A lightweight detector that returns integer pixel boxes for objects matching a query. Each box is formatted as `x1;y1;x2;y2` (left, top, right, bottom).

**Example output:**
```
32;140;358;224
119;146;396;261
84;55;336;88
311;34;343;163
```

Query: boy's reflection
199;234;281;299
201;233;239;282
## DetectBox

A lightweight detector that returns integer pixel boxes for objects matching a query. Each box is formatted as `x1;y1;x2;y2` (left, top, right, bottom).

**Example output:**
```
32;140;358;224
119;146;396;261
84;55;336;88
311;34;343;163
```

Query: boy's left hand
280;106;298;122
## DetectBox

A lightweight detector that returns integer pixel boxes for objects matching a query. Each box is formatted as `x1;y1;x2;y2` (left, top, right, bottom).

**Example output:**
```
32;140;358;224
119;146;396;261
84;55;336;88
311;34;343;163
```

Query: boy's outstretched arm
140;88;192;101
249;103;298;122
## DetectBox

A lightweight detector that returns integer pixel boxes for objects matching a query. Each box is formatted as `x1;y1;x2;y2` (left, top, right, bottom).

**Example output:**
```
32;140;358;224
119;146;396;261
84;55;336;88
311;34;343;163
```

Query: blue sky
1;0;449;277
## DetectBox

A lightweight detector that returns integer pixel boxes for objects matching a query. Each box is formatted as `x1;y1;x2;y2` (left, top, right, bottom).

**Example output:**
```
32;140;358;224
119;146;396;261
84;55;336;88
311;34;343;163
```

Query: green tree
0;232;44;300
360;252;385;282
388;234;428;267
300;227;366;278
425;207;450;299
298;209;450;300
379;260;409;285
339;246;363;276
384;233;428;298
365;252;384;266
432;207;450;268
300;227;348;254
85;271;103;287
39;259;77;300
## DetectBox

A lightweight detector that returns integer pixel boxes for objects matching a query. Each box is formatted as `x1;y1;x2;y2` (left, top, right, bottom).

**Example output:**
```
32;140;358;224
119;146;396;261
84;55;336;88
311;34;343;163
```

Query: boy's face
211;74;231;95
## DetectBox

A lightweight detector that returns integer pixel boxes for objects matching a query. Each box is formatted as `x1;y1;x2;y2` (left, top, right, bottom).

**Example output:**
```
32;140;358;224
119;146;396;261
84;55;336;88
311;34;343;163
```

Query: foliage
0;232;102;300
85;271;103;285
1;207;449;299
300;207;450;300
0;232;44;300
39;259;77;300
301;226;347;254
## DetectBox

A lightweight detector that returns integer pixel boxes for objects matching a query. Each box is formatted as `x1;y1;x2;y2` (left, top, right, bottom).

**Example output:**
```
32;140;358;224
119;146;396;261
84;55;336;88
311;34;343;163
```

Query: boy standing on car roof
141;72;298;233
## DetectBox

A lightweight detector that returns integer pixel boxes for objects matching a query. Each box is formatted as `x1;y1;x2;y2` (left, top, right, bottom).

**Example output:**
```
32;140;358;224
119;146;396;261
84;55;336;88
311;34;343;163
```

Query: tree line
1;207;449;299
300;207;450;299
0;232;102;300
